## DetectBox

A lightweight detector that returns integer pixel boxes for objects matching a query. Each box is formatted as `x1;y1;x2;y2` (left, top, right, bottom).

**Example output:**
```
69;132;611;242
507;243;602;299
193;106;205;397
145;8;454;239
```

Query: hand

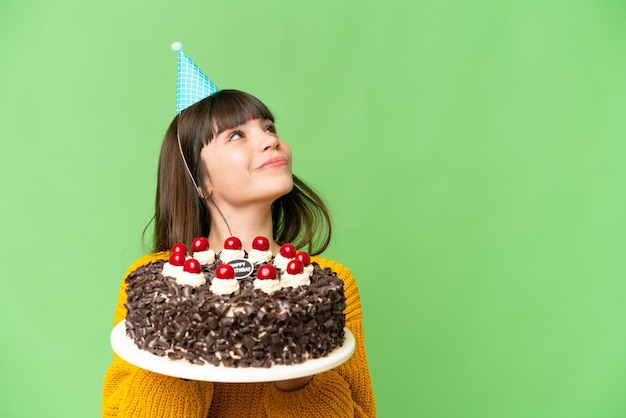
274;375;313;392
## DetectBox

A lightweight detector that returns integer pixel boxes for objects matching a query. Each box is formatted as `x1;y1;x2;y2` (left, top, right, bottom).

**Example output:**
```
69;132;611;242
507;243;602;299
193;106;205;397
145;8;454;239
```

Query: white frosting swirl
273;253;292;271
253;278;282;294
210;278;240;295
303;264;314;276
175;271;206;288
219;249;245;263
193;249;215;265
162;262;183;279
247;249;273;264
280;271;311;288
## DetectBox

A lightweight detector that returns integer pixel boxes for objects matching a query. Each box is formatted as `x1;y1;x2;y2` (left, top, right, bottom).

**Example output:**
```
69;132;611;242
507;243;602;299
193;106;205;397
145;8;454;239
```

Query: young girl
102;89;376;417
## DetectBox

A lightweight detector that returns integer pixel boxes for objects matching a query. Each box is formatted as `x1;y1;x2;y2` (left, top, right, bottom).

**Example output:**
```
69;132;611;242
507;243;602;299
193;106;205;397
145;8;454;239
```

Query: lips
258;156;289;170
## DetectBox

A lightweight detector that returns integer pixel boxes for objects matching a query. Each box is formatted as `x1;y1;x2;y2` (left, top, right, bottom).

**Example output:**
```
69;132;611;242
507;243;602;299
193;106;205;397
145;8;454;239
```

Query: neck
206;202;280;254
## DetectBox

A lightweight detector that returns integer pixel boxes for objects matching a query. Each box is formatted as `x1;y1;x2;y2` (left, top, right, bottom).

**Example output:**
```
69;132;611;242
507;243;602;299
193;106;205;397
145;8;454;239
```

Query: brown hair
147;90;332;255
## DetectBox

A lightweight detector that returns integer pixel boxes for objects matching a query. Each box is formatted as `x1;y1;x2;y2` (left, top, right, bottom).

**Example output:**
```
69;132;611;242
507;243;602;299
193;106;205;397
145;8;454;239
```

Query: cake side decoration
220;236;245;263
162;250;186;279
176;258;206;287
273;243;296;271
210;264;240;295
171;242;188;254
280;258;311;288
192;236;215;265
296;251;315;276
253;264;282;293
248;236;273;264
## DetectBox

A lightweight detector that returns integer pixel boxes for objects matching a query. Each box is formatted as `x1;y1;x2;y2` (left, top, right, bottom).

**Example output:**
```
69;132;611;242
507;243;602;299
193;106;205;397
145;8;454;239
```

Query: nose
259;130;280;151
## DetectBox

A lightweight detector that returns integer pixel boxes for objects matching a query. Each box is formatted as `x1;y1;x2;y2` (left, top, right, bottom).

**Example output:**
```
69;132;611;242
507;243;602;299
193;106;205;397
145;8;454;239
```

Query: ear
197;183;213;199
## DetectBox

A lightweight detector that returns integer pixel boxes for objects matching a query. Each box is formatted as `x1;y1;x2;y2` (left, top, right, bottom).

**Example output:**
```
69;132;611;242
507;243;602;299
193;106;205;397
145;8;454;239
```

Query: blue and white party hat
171;41;219;114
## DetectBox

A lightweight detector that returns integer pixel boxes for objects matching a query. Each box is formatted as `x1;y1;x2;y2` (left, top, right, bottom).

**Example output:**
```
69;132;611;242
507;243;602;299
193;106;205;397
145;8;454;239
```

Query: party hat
171;41;219;114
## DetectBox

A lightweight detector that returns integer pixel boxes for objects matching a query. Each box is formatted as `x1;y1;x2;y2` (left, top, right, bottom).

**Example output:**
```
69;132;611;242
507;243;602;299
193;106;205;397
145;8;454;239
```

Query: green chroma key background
1;1;625;416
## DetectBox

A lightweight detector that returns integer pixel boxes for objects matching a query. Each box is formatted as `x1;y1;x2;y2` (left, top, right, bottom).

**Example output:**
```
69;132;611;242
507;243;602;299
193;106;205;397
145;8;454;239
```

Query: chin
267;177;294;201
276;178;295;198
250;173;293;202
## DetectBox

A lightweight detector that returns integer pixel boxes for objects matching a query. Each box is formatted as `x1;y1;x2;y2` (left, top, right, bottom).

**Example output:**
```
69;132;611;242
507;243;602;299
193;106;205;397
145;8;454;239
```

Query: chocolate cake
124;237;346;368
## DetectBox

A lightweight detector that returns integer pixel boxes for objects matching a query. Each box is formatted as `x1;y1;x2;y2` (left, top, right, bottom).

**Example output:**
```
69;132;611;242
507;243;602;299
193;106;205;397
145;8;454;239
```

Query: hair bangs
208;90;275;142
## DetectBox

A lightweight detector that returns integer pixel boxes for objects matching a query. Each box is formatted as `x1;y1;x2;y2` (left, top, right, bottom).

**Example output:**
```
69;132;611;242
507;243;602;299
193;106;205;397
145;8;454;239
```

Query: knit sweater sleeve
102;253;215;418
262;258;376;417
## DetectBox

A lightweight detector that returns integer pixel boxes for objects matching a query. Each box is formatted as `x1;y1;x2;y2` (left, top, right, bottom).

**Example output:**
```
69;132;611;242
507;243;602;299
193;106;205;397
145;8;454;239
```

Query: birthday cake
124;236;346;367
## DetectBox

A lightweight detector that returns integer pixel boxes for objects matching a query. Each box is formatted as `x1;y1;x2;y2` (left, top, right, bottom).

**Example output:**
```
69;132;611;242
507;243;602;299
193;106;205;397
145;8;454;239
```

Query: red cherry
171;243;188;255
279;243;296;258
286;259;303;275
169;252;186;267
252;236;270;251
192;237;209;252
216;264;235;280
295;251;310;266
257;264;277;280
224;237;242;250
183;258;201;274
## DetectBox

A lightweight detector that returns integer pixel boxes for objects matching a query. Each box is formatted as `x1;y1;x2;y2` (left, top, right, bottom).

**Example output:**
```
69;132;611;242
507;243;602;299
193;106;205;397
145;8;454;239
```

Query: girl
102;90;376;417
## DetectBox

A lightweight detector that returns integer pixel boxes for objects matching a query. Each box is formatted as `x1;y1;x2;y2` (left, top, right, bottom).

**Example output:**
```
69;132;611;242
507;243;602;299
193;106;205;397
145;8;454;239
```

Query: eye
228;130;244;141
265;123;277;134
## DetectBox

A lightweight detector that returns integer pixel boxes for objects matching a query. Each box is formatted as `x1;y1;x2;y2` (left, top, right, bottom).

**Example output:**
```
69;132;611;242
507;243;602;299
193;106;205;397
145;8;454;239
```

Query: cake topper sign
227;259;254;279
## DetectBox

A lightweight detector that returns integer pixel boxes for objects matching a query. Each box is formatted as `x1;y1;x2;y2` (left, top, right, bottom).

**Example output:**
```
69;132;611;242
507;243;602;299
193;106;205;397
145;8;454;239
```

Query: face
199;118;293;209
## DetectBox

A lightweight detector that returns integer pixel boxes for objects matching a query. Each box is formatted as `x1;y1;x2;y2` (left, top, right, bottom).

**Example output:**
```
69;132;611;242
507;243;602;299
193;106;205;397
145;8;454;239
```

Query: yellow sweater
102;253;376;417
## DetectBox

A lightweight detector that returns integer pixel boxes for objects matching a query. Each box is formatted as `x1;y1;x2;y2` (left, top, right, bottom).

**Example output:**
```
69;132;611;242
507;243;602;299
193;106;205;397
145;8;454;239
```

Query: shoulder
123;252;169;278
